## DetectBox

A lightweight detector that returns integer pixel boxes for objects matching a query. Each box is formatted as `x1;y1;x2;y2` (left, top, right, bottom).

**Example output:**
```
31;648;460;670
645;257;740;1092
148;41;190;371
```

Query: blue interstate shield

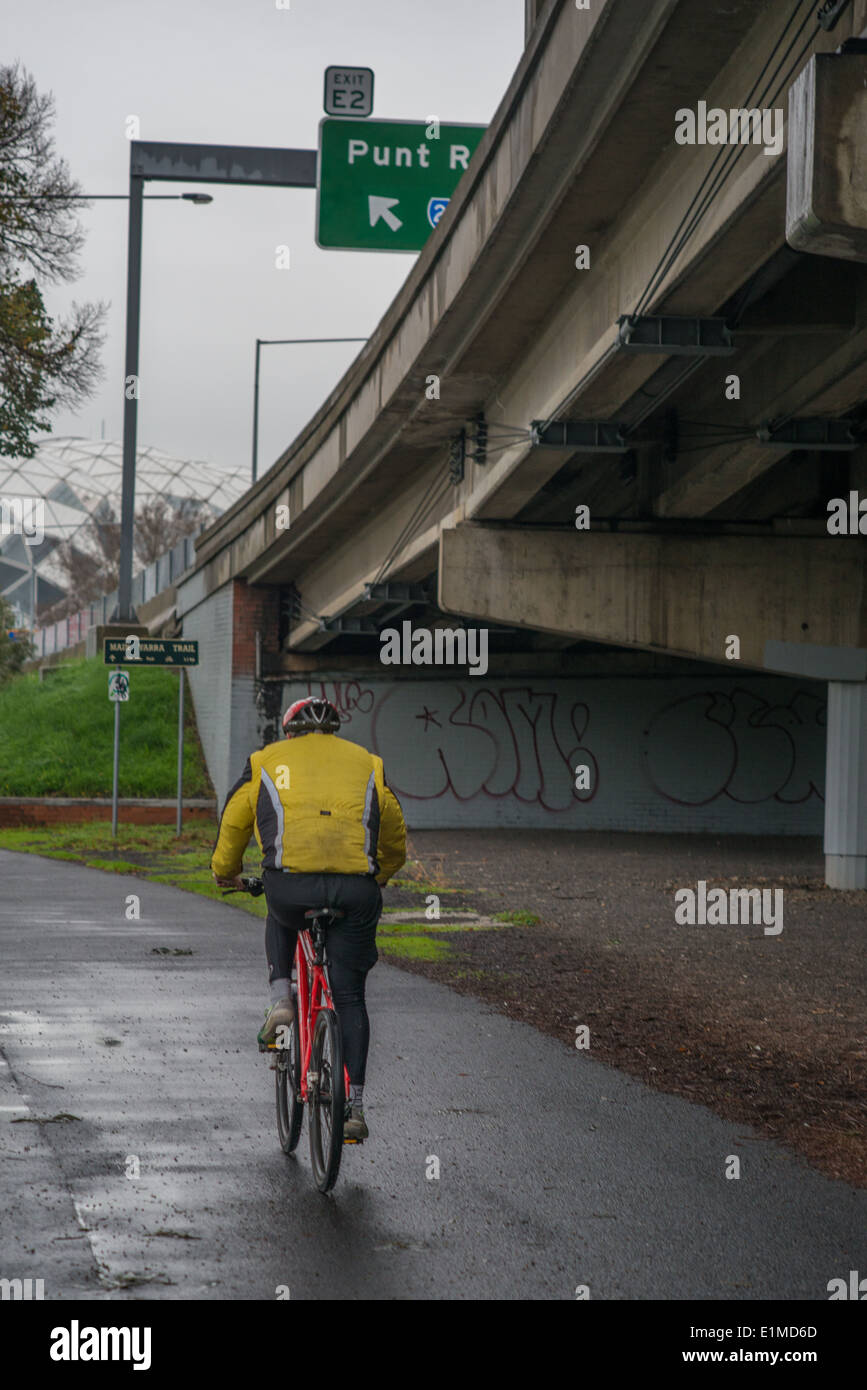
427;197;450;228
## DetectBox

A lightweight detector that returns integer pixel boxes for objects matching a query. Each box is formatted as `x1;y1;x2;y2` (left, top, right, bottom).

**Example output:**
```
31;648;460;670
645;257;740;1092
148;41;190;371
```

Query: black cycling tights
266;919;371;1085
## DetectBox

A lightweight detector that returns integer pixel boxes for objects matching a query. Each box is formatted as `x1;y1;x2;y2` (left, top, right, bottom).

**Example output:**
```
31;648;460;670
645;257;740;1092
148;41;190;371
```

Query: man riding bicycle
211;696;406;1141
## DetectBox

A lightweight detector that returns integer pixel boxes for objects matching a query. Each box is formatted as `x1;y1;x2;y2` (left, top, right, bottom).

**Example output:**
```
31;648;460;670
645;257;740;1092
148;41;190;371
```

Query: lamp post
108;139;317;623
251;336;369;483
10;138;321;620
29;544;36;630
113;191;213;623
8;190;216;624
2;194;214;201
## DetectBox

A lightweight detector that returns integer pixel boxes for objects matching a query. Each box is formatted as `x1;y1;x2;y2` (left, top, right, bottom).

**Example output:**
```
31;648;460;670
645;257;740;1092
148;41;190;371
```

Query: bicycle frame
294;927;352;1102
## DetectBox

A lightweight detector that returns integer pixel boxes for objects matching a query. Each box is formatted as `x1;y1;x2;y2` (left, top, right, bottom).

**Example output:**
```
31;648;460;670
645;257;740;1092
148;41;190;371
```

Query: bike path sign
108;670;130;702
104;637;199;666
316;118;486;252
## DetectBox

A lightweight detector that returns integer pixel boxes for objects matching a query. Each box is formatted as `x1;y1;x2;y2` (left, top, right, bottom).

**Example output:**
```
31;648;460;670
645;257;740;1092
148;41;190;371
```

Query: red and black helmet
282;696;341;737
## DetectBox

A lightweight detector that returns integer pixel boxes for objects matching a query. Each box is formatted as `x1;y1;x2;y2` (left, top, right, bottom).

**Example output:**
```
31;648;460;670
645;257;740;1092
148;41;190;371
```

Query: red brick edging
0;799;217;828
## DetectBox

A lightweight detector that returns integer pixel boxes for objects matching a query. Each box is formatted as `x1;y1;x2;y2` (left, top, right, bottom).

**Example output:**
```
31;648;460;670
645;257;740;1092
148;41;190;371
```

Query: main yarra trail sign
104;637;199;666
316;118;486;252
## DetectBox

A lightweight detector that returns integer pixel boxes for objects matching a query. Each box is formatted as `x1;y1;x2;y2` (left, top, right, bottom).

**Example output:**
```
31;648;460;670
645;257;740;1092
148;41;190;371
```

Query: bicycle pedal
343;1137;361;1145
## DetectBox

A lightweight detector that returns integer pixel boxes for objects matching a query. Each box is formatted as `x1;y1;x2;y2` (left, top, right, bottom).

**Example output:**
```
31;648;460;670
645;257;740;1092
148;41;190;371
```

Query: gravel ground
383;830;867;1189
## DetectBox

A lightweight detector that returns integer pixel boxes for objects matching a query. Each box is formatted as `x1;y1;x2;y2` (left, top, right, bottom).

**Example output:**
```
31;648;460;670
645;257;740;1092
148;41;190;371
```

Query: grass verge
0;657;212;797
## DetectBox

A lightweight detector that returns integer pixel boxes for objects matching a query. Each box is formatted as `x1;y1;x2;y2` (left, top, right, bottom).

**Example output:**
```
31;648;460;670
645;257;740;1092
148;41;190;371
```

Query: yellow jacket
211;732;407;885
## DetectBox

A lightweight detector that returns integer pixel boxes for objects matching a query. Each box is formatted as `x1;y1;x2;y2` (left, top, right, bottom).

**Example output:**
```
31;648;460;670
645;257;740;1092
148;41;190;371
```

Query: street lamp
110;138;317;622
2;189;213;625
251;336;369;483
112;187;213;622
2;193;214;201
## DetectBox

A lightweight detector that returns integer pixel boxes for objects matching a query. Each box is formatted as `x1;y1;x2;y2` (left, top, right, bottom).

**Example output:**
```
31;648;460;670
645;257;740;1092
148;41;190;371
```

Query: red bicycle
229;874;357;1193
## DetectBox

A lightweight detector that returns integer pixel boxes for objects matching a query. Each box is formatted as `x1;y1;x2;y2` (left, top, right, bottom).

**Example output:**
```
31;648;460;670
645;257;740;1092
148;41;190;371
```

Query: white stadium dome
0;437;248;625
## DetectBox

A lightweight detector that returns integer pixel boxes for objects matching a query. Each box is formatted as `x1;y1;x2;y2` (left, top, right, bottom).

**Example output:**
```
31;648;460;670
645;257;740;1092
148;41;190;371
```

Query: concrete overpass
178;0;867;886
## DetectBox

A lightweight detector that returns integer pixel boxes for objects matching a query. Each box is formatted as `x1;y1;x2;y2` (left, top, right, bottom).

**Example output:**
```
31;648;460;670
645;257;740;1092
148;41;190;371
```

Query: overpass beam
440;523;867;887
438;524;866;668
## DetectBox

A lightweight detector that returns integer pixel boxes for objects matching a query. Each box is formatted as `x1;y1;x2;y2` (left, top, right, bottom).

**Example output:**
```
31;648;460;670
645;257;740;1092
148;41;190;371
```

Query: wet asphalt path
0;849;863;1301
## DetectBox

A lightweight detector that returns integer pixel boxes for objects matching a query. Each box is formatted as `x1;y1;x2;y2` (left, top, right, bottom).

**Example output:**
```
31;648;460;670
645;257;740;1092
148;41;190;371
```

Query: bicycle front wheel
275;1009;303;1154
308;1008;345;1193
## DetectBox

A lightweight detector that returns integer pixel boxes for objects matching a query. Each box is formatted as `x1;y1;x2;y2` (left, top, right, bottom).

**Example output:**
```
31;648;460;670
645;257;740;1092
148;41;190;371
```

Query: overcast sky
7;0;524;481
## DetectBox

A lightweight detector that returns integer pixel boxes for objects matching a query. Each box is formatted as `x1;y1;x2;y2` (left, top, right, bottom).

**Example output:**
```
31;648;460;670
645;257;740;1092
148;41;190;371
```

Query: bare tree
37;497;209;623
37;502;117;622
134;496;205;566
0;62;106;457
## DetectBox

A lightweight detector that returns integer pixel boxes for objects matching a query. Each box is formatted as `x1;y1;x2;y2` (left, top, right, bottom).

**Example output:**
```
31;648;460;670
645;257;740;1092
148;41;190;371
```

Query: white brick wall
271;675;826;834
183;585;234;809
228;674;261;802
181;613;827;834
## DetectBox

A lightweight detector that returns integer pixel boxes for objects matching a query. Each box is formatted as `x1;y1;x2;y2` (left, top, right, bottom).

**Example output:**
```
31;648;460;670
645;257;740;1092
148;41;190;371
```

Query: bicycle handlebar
220;874;264;897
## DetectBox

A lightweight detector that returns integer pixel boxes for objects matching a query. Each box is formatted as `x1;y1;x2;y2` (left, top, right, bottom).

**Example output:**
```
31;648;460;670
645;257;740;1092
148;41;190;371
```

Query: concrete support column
824;681;867;889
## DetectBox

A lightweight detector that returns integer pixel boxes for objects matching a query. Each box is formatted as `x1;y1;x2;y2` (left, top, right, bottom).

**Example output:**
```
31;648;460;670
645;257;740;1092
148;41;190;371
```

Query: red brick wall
0;804;216;828
231;579;280;677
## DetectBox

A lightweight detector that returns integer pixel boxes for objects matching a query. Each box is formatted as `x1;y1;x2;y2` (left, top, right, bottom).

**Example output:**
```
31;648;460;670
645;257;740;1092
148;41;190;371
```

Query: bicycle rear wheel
275;1010;303;1154
308;1008;345;1192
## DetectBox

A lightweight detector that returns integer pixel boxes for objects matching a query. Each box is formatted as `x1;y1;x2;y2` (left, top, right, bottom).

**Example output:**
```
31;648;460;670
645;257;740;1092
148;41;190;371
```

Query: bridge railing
30;534;197;659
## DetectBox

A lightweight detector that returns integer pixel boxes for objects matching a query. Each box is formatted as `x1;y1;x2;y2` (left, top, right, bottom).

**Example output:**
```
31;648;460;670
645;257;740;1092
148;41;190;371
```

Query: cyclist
211;696;406;1141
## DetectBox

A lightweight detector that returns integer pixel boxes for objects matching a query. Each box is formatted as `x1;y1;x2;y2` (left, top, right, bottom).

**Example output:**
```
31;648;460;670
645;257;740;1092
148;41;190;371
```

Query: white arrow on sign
368;195;402;231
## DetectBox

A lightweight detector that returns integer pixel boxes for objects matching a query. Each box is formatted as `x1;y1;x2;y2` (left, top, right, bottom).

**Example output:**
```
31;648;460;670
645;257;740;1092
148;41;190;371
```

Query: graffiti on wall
642;688;825;805
301;679;374;723
301;680;825;812
305;681;596;811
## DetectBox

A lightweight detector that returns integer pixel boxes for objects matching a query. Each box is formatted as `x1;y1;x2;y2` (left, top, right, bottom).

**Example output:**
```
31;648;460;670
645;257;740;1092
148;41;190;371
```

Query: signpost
108;671;130;838
105;639;200;836
324;66;374;118
316;118;486;252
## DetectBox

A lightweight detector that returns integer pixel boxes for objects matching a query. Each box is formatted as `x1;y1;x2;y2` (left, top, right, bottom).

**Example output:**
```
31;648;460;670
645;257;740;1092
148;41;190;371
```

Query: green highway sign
104;637;199;666
316;118;486;252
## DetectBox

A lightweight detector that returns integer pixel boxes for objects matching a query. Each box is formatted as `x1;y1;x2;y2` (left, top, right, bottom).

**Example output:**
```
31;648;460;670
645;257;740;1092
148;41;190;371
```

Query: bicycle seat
304;907;345;922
